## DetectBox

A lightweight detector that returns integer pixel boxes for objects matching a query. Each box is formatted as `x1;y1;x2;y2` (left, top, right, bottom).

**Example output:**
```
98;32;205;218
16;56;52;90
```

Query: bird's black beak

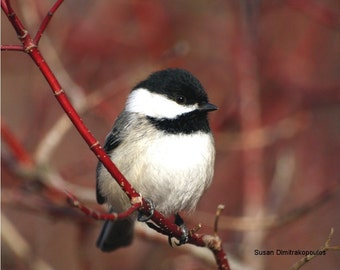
198;102;218;112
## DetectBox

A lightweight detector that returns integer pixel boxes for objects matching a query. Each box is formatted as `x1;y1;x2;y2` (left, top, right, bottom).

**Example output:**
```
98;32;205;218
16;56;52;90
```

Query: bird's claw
137;198;155;222
168;225;189;247
168;214;190;247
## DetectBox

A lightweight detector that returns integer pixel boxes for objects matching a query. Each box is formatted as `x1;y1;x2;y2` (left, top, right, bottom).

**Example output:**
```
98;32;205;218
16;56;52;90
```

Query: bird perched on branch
96;68;217;251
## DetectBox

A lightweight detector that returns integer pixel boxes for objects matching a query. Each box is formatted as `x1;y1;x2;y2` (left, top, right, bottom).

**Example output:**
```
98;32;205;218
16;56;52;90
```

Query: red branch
1;1;230;269
1;118;33;166
66;192;142;220
1;44;24;51
33;0;64;45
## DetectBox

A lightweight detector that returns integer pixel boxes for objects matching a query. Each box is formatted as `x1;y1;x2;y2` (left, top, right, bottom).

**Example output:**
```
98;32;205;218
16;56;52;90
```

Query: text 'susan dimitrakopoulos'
254;249;326;256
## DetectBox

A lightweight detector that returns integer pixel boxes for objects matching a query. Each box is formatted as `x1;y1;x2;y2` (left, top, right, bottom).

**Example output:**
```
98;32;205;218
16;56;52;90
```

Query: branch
194;184;339;232
289;228;340;270
1;0;8;13
1;118;33;166
1;44;24;51
33;0;64;45
66;191;142;221
2;1;230;269
4;0;23;36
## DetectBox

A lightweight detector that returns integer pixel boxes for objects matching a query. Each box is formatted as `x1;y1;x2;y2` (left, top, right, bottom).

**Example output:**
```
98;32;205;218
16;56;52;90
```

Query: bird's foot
137;198;155;222
168;213;189;247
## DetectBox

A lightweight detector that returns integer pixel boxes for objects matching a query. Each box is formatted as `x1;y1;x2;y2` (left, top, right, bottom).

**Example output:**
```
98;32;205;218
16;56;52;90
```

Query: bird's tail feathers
96;218;135;252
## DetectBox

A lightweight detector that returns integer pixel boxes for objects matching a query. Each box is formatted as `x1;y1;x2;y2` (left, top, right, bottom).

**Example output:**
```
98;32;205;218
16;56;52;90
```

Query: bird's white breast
98;128;215;216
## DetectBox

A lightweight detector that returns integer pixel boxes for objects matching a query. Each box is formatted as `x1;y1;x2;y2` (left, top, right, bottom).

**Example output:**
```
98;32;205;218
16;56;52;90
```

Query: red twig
1;0;8;13
1;44;24;51
1;119;33;166
66;192;142;220
214;249;230;270
33;0;64;45
4;0;31;46
2;1;230;269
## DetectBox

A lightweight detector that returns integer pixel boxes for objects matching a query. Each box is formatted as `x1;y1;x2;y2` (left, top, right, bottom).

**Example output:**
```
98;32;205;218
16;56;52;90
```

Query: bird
96;68;217;252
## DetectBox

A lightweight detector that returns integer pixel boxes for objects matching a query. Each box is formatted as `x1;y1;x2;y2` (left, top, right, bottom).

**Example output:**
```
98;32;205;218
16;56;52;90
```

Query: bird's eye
176;95;186;104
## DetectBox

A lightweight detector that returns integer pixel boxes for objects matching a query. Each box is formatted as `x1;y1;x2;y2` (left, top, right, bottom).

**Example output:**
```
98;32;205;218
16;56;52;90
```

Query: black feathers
147;111;210;134
134;68;214;134
133;68;209;107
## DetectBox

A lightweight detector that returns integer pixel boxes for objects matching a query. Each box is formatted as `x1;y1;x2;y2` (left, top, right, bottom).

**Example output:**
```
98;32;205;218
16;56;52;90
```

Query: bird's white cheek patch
126;88;197;119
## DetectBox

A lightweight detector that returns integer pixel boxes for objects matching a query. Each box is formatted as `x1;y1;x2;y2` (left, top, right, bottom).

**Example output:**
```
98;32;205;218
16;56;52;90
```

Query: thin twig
195;184;339;231
33;0;64;45
214;204;225;235
66;191;142;220
1;0;9;14
1;44;24;51
289;228;340;270
1;118;33;166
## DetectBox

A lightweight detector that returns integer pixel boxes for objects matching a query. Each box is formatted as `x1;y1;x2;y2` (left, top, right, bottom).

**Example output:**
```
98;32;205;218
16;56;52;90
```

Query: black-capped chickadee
96;68;217;252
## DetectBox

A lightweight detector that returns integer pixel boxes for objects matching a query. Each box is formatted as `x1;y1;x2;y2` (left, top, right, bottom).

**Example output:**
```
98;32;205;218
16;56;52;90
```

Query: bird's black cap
132;68;217;134
133;68;212;107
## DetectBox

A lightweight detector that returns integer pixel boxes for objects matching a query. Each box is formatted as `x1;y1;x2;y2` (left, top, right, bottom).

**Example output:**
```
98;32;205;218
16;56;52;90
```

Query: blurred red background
2;1;340;270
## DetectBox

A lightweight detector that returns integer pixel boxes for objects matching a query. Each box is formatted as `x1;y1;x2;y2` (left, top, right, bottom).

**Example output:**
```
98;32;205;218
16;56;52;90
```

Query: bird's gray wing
95;112;136;252
95;113;128;204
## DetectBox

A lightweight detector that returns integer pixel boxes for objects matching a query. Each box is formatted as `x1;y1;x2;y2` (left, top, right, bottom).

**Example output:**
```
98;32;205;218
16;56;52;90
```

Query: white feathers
98;127;215;216
141;132;215;215
126;88;198;119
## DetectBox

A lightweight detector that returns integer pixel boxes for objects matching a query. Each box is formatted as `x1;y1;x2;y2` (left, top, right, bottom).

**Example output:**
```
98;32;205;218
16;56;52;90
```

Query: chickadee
96;68;217;252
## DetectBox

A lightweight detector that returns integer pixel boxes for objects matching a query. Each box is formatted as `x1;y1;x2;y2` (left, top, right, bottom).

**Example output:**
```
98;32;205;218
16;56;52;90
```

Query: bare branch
1;44;24;51
289;228;340;270
1;119;33;166
33;0;64;45
66;191;142;221
214;204;225;235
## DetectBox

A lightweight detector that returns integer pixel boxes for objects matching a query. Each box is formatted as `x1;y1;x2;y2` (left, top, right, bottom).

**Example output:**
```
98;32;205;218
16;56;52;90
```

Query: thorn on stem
214;204;225;235
325;227;334;247
190;223;202;235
